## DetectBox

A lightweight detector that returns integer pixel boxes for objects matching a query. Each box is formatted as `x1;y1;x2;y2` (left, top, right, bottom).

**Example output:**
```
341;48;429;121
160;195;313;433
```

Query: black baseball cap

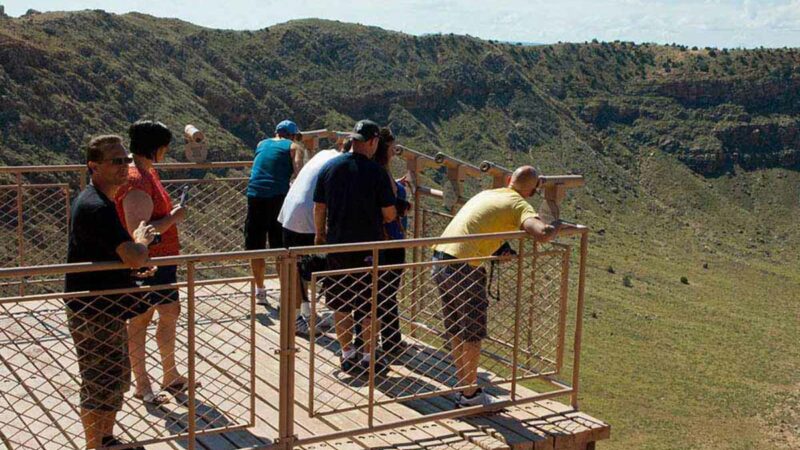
351;120;380;141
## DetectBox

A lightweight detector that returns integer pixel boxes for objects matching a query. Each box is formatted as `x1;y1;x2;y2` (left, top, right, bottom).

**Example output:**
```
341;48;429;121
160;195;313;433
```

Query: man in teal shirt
245;120;305;306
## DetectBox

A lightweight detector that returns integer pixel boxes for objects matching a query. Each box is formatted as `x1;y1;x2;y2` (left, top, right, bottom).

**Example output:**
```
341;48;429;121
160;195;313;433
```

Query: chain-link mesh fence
0;260;258;450
0;164;253;297
301;236;571;434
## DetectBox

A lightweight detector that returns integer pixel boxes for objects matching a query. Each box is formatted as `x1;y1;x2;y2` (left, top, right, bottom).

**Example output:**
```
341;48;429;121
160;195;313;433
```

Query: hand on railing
539;220;563;243
132;266;157;279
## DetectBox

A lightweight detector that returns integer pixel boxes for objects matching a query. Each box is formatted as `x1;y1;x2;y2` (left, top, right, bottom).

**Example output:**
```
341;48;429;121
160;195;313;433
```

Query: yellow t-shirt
432;188;538;265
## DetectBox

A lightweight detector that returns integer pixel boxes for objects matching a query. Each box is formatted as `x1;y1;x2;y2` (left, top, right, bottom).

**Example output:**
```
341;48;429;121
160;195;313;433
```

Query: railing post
556;246;571;372
278;253;297;449
79;167;87;190
250;278;257;427
187;261;197;450
367;248;379;428
510;237;525;399
525;242;538;368
410;188;421;339
15;173;25;296
571;232;589;409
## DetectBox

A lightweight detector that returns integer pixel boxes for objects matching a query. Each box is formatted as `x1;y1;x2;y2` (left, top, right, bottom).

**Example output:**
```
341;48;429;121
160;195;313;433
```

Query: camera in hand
149;232;162;246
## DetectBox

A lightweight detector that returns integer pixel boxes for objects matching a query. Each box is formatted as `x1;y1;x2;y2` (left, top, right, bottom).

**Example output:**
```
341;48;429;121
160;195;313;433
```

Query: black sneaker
359;355;389;376
455;388;496;408
382;340;411;359
101;435;145;450
340;352;359;374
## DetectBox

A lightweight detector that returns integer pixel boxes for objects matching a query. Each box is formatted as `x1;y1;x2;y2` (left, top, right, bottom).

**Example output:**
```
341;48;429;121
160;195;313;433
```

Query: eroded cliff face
574;73;800;176
642;75;800;114
716;121;800;170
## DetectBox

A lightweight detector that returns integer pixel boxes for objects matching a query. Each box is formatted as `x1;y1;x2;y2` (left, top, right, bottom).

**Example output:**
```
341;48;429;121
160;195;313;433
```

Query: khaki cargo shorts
67;308;131;412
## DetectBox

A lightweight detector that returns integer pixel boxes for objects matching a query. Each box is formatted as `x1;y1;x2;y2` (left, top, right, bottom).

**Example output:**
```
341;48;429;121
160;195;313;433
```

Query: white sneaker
255;289;270;308
316;311;335;331
456;389;496;408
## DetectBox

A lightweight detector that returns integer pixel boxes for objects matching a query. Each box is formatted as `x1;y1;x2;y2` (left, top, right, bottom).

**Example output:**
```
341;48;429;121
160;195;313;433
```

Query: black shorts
282;228;315;248
431;256;488;343
136;265;179;306
245;195;286;250
323;251;376;320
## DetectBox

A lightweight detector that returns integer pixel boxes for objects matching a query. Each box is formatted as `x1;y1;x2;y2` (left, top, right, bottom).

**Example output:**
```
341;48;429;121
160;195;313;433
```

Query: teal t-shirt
247;138;293;198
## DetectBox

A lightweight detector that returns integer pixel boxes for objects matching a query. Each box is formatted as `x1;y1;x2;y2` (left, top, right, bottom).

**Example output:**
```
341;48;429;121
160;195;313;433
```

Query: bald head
509;166;540;197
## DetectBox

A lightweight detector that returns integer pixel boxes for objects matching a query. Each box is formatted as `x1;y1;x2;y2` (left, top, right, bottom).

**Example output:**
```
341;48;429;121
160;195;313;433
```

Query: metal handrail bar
0;161;253;174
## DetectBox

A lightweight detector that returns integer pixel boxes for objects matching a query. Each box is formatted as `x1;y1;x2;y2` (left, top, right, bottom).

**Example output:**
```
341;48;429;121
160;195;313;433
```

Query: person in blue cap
245;120;305;307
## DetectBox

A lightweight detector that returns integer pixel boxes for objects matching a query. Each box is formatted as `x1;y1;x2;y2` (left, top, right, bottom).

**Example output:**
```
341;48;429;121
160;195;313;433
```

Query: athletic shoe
295;315;320;338
101;435;145;450
382;340;411;359
456;389;496;408
316;310;335;331
255;290;271;308
340;351;360;374
359;355;390;376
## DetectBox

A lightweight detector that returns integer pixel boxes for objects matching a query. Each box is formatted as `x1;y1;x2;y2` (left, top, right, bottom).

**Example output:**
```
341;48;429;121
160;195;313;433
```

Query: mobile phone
179;185;190;206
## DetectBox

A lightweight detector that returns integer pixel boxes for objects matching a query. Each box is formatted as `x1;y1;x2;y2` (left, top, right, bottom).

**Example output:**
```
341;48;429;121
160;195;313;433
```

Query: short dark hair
374;127;395;167
86;135;124;163
128;120;172;160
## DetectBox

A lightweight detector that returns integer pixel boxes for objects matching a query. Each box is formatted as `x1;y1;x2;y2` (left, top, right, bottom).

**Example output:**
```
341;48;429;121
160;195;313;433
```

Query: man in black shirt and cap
313;120;396;374
65;134;156;449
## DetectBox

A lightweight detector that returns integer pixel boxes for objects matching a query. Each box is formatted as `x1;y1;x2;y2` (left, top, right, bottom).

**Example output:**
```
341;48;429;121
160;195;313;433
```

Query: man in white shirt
277;139;348;336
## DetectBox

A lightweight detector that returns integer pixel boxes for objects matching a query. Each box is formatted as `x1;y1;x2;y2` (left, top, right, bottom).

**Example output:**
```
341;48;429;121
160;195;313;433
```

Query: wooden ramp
0;281;608;450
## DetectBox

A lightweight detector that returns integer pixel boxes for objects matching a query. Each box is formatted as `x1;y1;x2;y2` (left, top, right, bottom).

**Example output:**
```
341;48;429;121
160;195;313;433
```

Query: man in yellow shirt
431;165;559;407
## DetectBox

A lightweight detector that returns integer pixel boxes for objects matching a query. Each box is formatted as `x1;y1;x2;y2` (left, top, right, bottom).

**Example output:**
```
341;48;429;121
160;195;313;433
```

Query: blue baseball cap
275;120;300;135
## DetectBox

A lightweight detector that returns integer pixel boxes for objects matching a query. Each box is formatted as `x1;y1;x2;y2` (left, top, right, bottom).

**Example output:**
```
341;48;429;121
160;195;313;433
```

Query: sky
4;0;800;48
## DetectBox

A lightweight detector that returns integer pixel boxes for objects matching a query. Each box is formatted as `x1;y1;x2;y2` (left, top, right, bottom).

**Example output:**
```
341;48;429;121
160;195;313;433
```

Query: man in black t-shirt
313;119;396;374
65;135;156;449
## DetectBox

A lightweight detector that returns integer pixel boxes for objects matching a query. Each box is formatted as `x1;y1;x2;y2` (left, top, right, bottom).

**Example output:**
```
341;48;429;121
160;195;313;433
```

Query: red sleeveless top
115;165;181;257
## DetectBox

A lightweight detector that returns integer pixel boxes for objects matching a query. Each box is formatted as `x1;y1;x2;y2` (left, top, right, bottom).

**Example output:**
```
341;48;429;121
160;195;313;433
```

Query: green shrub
623;274;633;287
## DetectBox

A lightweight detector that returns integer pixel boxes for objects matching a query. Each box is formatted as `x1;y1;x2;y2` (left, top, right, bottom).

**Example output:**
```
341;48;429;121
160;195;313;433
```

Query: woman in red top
116;120;187;405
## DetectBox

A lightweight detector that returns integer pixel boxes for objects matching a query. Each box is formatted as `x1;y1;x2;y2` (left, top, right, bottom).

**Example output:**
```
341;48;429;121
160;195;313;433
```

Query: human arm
122;189;185;235
290;142;305;182
313;202;327;245
116;220;157;268
521;217;560;242
381;206;397;223
312;168;328;245
379;167;397;223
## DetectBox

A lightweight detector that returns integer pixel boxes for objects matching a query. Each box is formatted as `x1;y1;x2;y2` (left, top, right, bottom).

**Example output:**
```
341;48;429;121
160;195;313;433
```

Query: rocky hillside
1;10;799;450
1;10;798;258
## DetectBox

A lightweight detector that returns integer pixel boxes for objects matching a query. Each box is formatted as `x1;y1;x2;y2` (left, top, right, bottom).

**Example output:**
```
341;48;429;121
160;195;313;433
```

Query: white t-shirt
277;149;341;234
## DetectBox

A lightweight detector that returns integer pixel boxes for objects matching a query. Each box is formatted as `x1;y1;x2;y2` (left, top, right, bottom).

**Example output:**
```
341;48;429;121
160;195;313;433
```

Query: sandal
163;379;201;395
133;390;170;405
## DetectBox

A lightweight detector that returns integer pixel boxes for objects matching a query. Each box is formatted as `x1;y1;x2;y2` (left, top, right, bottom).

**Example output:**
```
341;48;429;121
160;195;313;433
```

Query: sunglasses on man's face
99;156;133;166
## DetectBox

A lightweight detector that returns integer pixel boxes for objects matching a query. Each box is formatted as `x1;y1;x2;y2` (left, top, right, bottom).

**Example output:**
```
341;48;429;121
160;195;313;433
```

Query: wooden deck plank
0;285;608;450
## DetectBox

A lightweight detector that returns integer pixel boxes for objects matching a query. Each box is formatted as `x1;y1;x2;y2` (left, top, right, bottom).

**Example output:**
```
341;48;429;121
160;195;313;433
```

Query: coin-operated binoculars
184;125;208;162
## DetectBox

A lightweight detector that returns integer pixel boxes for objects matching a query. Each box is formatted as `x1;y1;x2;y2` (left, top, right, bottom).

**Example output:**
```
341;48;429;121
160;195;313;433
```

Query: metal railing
0;162;255;296
281;227;589;447
0;153;590;449
0;227;589;450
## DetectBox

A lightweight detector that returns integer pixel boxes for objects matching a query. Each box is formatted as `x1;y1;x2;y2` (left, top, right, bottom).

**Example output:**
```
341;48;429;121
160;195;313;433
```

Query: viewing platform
0;138;609;449
1;279;608;450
